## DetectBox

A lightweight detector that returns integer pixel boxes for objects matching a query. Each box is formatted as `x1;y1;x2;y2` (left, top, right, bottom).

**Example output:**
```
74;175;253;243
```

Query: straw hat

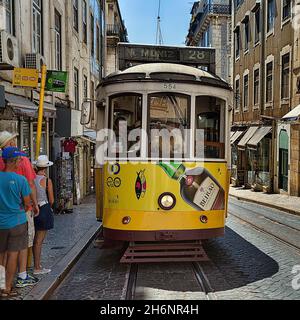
0;131;19;149
33;155;54;168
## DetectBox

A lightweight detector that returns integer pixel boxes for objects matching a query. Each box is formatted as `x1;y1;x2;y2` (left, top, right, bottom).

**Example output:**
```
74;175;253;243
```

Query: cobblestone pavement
49;199;300;300
12;195;99;300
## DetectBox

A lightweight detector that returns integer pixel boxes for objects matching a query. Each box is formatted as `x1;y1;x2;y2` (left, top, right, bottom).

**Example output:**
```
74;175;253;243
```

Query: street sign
118;43;216;73
13;68;39;88
45;70;68;93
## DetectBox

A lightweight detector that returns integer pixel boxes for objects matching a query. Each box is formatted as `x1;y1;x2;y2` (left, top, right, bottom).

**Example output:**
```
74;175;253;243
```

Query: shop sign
45;71;68;93
13;68;39;88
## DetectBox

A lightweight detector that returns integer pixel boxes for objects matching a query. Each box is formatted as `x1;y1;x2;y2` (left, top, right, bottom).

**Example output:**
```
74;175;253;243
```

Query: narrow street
43;197;300;300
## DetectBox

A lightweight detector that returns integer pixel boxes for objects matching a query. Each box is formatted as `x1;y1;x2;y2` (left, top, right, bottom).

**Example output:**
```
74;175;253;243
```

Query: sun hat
0;131;19;149
2;147;25;160
33;155;54;168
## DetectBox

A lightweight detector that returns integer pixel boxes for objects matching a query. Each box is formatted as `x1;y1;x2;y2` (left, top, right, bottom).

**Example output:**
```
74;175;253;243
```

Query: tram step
120;241;209;263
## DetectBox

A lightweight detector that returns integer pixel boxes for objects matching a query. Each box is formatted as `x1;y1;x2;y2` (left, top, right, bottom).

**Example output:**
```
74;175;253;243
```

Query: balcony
187;2;231;45
106;24;128;42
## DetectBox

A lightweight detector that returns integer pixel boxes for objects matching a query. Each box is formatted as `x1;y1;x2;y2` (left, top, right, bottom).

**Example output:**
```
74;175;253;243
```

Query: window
243;74;249;110
109;94;143;158
83;75;88;99
73;0;79;32
267;0;275;33
254;8;260;44
281;53;290;99
91;14;94;57
195;97;226;159
33;0;42;54
5;0;14;35
254;68;260;106
74;67;79;110
149;93;190;159
82;0;87;44
235;27;240;59
266;61;273;103
244;20;249;52
282;0;291;22
96;24;100;61
54;10;62;71
235;78;240;110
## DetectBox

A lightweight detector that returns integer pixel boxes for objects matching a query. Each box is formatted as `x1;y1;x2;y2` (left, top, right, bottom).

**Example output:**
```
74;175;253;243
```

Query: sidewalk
229;186;300;216
12;194;101;300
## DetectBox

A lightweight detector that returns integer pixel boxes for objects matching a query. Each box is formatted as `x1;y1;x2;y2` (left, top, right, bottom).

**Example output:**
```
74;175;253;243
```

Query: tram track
228;209;300;253
123;261;217;300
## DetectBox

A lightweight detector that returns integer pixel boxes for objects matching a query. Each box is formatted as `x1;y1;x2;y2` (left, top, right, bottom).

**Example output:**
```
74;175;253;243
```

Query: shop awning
34;100;57;118
247;126;272;149
5;93;38;117
83;130;96;144
231;130;245;145
237;126;259;150
230;131;235;138
282;104;300;121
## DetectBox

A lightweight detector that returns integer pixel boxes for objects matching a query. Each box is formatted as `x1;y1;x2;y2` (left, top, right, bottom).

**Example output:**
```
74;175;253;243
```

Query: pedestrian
0;147;32;298
0;131;39;288
32;155;55;275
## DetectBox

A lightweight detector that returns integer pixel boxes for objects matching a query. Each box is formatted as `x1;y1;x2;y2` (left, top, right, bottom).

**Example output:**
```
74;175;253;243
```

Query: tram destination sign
118;43;216;72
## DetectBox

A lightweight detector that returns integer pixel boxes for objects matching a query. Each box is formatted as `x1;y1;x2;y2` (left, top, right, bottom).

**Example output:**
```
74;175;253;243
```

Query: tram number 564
163;83;176;90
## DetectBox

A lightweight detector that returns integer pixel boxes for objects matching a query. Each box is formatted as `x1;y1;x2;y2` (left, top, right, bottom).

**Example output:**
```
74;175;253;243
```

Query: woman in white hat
32;155;54;275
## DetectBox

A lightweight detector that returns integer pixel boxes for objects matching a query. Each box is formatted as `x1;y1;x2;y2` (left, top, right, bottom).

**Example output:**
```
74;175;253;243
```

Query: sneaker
33;268;51;275
27;273;39;282
15;275;38;288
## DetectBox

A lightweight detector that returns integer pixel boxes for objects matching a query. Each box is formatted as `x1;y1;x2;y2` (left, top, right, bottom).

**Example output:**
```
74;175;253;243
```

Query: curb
23;223;102;300
229;194;300;217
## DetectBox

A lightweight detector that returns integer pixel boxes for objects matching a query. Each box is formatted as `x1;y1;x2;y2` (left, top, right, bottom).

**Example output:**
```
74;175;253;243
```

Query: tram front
90;63;232;243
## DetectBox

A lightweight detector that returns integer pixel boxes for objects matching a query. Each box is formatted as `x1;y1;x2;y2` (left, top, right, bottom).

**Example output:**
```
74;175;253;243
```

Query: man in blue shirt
0;147;32;297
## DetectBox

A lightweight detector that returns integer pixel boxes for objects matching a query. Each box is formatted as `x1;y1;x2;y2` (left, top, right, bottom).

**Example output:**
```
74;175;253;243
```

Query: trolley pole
28;64;47;269
36;64;47;159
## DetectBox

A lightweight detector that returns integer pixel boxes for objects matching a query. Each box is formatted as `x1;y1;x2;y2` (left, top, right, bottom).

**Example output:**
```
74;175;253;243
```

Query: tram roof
102;63;230;90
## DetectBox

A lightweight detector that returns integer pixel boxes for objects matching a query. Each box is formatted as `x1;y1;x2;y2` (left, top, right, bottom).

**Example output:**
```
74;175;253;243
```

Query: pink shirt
0;156;36;183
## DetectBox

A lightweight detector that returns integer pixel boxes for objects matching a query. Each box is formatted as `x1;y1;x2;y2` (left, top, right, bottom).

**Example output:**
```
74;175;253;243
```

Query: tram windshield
109;94;143;157
195;96;226;159
148;93;190;158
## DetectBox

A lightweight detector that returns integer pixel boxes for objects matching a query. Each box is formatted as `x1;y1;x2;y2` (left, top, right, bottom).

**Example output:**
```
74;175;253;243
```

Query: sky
118;0;194;46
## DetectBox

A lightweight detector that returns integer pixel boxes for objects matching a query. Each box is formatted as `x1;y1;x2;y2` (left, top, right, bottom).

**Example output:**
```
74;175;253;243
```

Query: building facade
105;0;128;76
0;0;106;207
186;0;232;83
231;0;300;196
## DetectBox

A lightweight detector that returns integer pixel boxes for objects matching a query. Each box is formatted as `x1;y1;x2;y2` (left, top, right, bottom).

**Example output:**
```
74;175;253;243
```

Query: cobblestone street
49;197;300;300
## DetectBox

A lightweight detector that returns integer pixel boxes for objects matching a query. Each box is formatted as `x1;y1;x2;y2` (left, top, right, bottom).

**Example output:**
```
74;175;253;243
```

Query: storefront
246;127;272;192
230;130;246;187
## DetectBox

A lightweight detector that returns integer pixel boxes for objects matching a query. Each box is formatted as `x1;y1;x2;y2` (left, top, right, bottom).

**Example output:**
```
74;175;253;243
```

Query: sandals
1;289;19;298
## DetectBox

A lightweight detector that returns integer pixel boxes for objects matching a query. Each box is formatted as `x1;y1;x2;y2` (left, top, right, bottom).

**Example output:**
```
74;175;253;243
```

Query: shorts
34;203;54;231
26;211;35;248
0;223;28;253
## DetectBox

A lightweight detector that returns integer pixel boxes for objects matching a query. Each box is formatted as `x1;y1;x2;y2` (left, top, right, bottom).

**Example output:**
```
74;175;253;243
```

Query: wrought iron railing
187;2;231;42
106;24;128;42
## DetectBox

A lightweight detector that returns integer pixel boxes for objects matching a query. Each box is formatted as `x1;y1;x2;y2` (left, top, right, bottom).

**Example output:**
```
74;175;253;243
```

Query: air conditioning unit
25;53;46;70
0;30;20;69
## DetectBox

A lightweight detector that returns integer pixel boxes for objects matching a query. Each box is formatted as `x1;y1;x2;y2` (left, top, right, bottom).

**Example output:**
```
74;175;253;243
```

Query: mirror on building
81;100;92;125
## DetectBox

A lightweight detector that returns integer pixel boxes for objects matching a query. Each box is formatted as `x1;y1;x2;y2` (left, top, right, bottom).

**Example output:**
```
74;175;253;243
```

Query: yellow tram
87;60;232;244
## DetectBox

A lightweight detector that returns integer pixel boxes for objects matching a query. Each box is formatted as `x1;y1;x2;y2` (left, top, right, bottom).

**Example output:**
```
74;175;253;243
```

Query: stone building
105;0;128;76
231;0;300;196
186;0;232;83
0;0;106;207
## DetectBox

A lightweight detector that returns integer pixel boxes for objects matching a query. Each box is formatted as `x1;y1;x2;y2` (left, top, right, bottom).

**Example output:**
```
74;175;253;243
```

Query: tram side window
109;94;142;157
195;97;225;159
148;93;190;159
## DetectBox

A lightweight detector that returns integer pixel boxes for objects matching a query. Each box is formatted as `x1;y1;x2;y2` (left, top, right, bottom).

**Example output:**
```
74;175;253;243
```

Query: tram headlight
200;215;208;224
122;216;131;225
158;193;176;211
